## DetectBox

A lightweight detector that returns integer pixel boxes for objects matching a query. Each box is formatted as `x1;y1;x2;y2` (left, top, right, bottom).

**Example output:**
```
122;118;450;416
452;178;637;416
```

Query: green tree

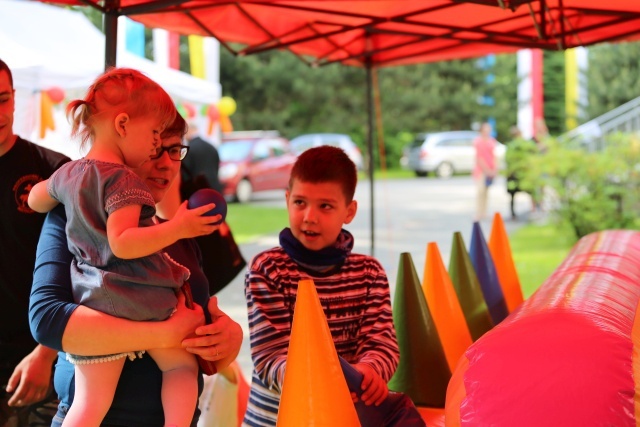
221;48;518;168
587;41;640;119
543;51;566;135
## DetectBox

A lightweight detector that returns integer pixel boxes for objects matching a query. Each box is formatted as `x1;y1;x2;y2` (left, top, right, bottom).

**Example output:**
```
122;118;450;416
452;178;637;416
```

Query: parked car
218;131;297;203
403;130;506;178
289;133;365;170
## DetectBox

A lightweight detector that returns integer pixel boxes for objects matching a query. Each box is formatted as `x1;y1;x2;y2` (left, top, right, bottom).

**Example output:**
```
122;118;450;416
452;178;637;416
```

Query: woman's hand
181;296;243;370
162;291;206;348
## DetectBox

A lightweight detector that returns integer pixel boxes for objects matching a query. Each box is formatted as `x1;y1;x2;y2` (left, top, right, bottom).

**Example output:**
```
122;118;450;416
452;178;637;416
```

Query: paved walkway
216;175;537;380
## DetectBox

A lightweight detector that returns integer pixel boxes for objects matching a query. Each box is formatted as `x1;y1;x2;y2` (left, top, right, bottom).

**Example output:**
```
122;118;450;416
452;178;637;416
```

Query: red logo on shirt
13;174;42;213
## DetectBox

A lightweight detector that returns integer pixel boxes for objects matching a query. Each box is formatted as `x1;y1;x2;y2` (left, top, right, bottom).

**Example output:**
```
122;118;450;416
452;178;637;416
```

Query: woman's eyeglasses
150;144;189;161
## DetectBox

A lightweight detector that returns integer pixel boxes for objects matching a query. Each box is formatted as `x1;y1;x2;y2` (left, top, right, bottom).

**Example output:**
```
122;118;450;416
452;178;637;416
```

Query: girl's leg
61;358;125;427
147;348;198;427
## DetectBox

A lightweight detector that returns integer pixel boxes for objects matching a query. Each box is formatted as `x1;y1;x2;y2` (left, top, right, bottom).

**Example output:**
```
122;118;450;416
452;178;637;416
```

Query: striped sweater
242;246;400;426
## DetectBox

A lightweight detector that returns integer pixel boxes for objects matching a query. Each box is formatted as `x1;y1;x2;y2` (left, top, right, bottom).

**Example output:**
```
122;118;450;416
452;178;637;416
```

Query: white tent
0;0;220;158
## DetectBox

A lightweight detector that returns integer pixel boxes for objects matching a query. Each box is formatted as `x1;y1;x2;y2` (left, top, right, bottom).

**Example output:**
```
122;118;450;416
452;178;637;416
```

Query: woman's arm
29;206;205;356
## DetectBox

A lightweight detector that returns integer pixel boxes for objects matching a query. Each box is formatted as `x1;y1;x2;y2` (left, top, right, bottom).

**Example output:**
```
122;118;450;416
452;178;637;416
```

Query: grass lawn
226;203;287;244
508;222;576;298
510;219;640;298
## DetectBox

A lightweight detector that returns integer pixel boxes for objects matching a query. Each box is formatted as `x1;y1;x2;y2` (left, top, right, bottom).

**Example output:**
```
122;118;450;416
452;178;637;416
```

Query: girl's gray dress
47;159;190;363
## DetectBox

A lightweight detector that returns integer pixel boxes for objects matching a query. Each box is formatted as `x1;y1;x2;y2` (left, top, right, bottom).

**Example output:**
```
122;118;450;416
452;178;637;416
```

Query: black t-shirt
0;137;69;362
182;136;223;193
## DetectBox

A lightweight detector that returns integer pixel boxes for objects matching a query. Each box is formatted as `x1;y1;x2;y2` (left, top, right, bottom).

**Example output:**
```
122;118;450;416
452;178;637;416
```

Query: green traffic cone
388;252;451;408
448;232;494;341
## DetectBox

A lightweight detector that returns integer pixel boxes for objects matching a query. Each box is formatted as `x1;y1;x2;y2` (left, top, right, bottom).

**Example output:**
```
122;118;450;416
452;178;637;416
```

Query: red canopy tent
39;1;640;67
36;0;640;251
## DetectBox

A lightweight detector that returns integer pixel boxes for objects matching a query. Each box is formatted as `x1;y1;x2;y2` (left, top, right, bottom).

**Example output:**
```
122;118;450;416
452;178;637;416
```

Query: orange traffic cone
423;242;473;373
276;279;360;427
489;212;524;312
388;252;451;408
448;232;494;341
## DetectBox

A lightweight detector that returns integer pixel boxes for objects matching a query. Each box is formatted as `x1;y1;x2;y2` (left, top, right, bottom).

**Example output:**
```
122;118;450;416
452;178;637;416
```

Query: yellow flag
565;48;578;130
188;35;205;79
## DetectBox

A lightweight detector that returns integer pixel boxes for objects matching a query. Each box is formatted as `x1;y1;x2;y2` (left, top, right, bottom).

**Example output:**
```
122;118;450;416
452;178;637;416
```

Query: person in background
29;112;243;427
183;120;223;194
0;58;70;427
472;121;498;222
243;146;399;426
531;117;550;212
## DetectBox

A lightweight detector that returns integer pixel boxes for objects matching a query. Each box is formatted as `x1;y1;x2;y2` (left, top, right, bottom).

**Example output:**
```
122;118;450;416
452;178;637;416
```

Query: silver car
289;133;365;171
404;130;505;178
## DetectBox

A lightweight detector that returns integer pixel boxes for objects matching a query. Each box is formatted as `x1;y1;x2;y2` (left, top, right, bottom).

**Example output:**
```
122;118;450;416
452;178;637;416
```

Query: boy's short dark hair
289;145;358;202
0;59;14;88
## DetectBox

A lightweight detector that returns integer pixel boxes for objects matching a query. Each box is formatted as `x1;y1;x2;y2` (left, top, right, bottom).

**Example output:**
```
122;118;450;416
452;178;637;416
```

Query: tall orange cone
488;212;524;312
388;252;451;408
276;279;360;427
448;232;494;341
423;242;473;373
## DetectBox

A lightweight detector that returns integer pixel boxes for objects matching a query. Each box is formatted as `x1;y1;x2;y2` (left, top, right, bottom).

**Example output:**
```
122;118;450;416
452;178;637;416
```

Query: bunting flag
125;17;145;57
517;49;544;140
168;32;180;70
565;47;588;131
152;28;169;68
188;34;206;79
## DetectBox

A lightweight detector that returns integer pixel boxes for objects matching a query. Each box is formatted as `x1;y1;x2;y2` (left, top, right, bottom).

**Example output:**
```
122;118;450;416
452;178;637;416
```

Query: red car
218;131;297;203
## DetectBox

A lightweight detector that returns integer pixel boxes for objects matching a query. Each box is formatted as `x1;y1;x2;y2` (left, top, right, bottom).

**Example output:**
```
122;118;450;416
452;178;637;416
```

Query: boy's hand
353;363;389;406
172;200;221;239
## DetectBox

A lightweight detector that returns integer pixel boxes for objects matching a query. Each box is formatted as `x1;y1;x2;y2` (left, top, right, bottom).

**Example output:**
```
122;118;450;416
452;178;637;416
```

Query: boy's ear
115;113;130;137
344;200;357;224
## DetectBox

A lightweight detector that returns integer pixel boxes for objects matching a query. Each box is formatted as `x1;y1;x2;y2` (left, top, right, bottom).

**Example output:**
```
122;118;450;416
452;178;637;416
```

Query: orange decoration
423;242;473;373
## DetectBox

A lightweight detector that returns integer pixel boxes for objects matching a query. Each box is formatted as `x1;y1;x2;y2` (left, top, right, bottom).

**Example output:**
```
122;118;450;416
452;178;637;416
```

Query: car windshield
411;134;429;147
219;140;254;161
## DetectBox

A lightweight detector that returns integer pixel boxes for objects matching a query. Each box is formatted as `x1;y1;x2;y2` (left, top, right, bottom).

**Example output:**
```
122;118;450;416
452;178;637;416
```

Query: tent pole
366;62;375;256
104;0;120;70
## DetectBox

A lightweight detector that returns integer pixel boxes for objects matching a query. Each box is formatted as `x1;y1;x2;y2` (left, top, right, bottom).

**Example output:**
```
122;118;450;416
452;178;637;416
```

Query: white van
404;131;505;178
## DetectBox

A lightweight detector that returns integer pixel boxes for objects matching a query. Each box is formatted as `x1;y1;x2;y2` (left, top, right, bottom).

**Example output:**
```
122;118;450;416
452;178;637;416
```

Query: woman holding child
29;112;242;427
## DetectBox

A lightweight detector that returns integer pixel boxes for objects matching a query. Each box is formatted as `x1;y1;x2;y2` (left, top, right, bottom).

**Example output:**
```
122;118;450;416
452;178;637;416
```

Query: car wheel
435;162;454;179
415;171;428;178
235;179;253;203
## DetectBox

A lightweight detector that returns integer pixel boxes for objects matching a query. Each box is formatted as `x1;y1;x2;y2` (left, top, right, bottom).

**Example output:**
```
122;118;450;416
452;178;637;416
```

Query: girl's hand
353;363;389;406
162;292;205;348
172;201;221;239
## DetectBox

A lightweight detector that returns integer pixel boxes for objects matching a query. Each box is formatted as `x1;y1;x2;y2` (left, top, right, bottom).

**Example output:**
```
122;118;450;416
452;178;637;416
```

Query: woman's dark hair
161;112;188;140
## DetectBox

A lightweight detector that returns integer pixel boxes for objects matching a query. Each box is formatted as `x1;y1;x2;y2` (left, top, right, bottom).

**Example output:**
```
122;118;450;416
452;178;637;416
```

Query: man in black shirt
0;59;70;426
182;120;223;193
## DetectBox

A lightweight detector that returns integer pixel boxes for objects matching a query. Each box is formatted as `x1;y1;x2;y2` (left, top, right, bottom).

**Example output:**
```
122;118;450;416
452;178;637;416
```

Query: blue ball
187;189;227;225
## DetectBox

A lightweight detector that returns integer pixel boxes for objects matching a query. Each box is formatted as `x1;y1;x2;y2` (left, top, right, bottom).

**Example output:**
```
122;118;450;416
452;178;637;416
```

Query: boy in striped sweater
243;146;399;426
